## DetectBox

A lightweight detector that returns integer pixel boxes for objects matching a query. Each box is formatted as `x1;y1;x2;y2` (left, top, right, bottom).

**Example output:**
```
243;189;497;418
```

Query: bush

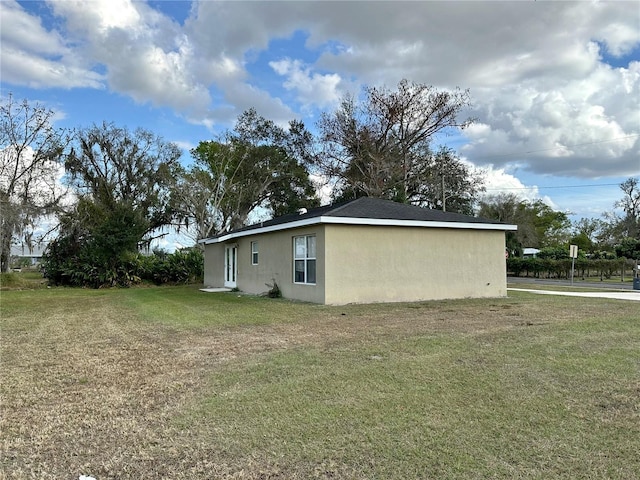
508;257;629;280
42;245;203;288
145;248;204;285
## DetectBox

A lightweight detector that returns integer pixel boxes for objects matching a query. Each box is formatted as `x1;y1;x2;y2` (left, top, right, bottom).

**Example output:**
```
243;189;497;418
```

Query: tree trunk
0;229;11;272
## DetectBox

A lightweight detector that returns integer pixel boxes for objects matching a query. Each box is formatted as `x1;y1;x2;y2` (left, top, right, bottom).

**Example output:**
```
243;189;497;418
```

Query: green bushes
142;248;204;285
507;257;634;280
42;247;203;288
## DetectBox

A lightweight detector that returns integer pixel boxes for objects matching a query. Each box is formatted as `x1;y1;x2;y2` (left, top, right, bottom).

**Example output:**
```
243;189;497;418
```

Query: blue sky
1;0;639;249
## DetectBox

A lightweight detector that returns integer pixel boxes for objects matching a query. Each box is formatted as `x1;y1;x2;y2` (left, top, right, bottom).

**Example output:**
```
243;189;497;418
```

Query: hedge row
507;257;637;280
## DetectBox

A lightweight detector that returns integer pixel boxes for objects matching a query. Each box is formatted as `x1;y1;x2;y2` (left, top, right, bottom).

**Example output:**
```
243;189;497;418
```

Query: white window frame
251;241;259;265
293;235;316;285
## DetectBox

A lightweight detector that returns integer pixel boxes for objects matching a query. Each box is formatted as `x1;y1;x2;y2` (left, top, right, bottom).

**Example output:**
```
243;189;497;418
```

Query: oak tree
0;95;67;272
173;109;318;241
317;79;480;211
43;123;181;286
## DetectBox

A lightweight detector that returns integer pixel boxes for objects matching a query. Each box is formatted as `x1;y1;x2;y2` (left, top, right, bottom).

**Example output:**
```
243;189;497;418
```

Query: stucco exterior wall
323;225;507;305
203;242;225;288
204;223;508;305
204;226;326;304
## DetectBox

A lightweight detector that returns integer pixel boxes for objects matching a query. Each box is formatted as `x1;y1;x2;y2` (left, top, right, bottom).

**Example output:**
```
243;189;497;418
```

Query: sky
1;0;639;250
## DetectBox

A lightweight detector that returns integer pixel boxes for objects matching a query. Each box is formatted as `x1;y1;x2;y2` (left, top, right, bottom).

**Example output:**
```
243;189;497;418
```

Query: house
523;248;540;258
200;197;518;305
10;244;46;268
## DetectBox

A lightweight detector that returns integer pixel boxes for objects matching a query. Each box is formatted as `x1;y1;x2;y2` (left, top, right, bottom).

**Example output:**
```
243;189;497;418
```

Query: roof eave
199;216;517;244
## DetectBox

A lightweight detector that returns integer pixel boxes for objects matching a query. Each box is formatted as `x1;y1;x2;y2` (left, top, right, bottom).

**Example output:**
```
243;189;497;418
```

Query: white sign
569;244;578;259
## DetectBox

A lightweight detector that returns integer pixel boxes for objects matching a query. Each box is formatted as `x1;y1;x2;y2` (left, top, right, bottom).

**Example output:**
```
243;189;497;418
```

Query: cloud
3;0;638;179
479;164;556;207
0;0;103;89
269;58;342;110
461;59;639;178
45;0;214;120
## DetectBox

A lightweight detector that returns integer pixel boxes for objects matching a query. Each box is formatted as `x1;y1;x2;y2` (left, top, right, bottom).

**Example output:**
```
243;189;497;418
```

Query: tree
43;123;181;286
592;178;640;251
0;95;67;272
478;194;570;255
614;237;640;259
412;146;484;215
531;201;571;247
170;164;222;244
172;109;318;241
478;193;532;256
615;177;640;240
64;122;181;240
316;79;479;211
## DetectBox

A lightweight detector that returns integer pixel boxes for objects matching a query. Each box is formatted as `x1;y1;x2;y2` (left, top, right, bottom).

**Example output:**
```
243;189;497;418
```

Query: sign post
569;244;578;285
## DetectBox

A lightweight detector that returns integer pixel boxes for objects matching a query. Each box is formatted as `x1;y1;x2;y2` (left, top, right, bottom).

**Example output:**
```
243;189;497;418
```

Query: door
224;245;237;288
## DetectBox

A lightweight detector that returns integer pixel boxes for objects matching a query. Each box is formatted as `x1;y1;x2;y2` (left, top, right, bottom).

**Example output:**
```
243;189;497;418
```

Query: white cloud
3;0;638;180
1;0;64;55
269;58;342;109
461;59;639;178
479;164;555;207
0;0;103;89
46;0;213;121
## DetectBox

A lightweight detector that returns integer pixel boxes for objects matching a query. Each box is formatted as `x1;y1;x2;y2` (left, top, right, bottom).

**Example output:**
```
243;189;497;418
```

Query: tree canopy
478;193;571;256
0;95;67;272
316;79;480;212
615;177;640;241
43;123;181;286
172;109;318;241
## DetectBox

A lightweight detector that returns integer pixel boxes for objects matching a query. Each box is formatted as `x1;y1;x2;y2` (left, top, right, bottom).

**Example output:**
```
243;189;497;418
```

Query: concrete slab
199;288;232;293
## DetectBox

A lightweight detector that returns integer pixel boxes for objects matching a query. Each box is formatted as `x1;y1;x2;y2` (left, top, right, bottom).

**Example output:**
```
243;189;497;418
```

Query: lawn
1;284;639;479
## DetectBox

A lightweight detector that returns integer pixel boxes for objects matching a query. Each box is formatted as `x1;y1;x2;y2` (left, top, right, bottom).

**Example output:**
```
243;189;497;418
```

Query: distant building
523;248;540;258
10;244;46;267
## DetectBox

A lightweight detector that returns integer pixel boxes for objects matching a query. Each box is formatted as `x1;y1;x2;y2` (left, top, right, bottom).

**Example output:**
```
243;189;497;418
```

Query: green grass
1;286;639;479
0;270;47;290
190;317;638;479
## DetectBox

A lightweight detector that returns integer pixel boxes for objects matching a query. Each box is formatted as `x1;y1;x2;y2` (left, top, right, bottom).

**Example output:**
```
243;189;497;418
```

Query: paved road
508;276;636;290
508;287;640;302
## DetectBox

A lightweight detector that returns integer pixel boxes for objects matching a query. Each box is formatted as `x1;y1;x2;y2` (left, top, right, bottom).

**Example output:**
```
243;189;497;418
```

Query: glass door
224;245;237;288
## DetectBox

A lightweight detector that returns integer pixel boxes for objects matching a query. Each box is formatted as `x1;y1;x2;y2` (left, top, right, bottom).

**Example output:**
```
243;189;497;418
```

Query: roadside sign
569;244;578;259
569;245;578;285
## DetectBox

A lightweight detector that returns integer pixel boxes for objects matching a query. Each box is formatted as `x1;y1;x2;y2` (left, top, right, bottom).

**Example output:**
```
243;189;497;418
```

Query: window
251;241;259;265
293;235;316;284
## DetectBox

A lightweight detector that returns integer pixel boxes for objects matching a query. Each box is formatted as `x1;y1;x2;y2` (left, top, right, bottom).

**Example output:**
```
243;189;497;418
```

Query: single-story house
200;197;517;305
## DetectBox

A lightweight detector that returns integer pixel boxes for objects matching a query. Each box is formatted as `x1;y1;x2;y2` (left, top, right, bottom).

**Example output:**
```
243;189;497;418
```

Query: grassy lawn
1;285;639;479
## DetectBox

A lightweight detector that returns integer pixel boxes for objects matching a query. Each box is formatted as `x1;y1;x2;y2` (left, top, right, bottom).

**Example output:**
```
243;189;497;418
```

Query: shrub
42;245;203;288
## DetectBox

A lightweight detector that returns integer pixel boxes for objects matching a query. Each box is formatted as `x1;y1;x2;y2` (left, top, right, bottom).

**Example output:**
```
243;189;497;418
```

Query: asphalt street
508;287;640;302
507;275;640;301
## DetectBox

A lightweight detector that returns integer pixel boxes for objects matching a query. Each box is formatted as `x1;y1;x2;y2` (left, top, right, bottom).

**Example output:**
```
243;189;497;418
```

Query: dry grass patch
1;287;639;479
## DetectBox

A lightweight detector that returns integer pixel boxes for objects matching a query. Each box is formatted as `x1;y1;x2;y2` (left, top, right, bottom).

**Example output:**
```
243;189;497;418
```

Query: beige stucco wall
204;223;508;305
203;242;225;288
204;226;326;304
323;225;507;305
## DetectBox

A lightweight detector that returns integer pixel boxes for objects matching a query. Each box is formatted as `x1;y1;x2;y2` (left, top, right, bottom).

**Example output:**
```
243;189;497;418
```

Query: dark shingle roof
325;197;497;224
204;197;511;242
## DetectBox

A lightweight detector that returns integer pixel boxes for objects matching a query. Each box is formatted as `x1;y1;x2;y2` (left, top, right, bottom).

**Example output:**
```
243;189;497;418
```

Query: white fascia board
320;217;518;231
200;216;517;244
199;216;324;244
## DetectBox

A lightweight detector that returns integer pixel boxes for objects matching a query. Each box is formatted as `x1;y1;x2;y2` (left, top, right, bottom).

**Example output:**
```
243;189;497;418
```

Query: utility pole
442;174;446;212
